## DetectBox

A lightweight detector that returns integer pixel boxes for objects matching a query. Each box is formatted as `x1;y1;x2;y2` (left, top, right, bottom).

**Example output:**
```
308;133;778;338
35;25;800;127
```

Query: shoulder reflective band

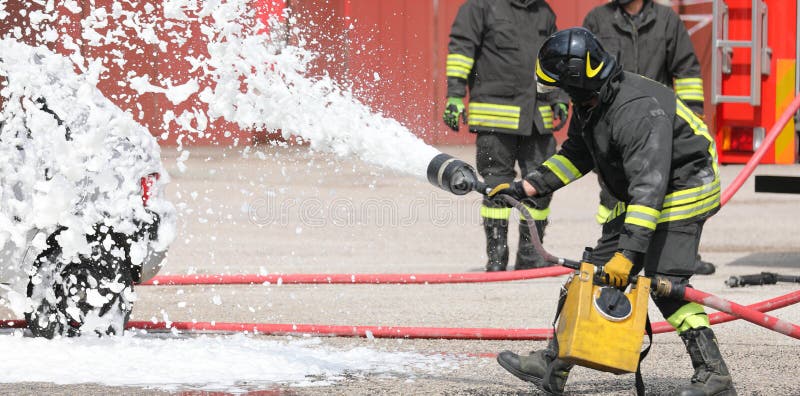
538;105;553;129
624;204;660;230
676;99;719;177
674;77;704;103
447;53;474;80
468;102;520;130
667;302;709;333
480;205;512;220
542;154;583;185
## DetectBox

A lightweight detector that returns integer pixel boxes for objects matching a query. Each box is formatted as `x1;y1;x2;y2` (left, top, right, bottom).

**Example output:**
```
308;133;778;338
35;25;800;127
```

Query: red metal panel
714;0;797;163
345;0;440;142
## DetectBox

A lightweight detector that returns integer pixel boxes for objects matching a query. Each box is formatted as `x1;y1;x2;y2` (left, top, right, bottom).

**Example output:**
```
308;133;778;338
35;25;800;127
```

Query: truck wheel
25;229;135;338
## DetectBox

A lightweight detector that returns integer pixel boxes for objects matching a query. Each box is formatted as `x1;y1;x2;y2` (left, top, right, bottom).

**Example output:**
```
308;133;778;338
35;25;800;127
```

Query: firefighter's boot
515;219;550;270
694;255;716;275
483;219;509;272
673;327;736;396
497;341;573;395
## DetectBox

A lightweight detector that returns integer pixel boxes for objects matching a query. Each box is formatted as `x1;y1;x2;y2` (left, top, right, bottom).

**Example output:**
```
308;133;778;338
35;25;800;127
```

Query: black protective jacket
526;72;720;253
446;0;564;136
583;0;704;113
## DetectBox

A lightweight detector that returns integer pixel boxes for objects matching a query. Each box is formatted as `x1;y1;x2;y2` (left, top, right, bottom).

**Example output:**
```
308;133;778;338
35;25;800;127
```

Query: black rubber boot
694;255;716;275
497;340;573;395
515;219;550;270
672;327;736;396
483;219;509;272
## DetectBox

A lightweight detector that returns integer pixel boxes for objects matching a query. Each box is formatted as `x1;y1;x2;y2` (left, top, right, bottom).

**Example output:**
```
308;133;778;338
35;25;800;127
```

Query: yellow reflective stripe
469;102;520;129
677;92;706;102
447;53;474;67
658;191;719;223
674;77;703;88
625;204;660;230
542;155;583;185
480;205;512;220
539;105;553;129
447;54;474;79
469;116;519;129
523;204;550;220
470;102;521;116
596;204;612;224
446;67;470;79
667;302;709;333
597;201;627;224
663;179;721;208
676;100;719;177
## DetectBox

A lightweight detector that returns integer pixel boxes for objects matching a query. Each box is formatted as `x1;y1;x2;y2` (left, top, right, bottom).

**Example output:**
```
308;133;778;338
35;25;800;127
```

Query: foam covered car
0;39;176;338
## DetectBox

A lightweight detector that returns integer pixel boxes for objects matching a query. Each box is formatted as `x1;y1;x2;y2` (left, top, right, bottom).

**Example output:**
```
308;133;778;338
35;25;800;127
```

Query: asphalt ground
2;145;799;395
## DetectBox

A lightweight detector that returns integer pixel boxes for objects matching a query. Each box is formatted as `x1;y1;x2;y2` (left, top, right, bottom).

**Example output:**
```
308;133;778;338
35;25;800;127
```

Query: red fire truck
710;0;800;193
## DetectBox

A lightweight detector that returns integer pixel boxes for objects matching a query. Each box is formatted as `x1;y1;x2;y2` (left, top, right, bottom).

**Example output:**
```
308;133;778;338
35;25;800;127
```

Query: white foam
0;333;456;392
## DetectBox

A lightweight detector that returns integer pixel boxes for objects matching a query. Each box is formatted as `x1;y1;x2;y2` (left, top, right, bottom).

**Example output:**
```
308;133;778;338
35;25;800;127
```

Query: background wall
0;0;712;147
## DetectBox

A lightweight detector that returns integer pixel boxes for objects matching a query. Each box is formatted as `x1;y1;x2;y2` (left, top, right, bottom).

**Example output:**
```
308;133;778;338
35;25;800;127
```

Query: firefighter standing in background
492;28;734;395
583;0;717;275
443;0;568;272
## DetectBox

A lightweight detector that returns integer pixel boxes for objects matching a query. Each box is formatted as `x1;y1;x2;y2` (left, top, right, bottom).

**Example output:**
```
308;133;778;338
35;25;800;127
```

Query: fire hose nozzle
427;153;483;196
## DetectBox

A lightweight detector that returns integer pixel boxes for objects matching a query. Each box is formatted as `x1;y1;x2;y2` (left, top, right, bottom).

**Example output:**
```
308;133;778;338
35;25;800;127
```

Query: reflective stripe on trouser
674;77;704;103
667;302;710;334
522;204;550;221
469;102;521;130
446;53;473;79
480;205;512;220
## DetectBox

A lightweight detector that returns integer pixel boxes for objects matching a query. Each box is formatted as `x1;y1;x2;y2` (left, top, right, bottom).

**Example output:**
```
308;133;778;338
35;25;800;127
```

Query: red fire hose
720;93;800;206
679;285;800;339
2;289;798;340
142;266;573;286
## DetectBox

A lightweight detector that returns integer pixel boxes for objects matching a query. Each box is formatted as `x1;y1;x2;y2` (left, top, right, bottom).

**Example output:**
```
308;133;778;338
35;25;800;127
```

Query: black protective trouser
476;132;556;212
588;216;706;319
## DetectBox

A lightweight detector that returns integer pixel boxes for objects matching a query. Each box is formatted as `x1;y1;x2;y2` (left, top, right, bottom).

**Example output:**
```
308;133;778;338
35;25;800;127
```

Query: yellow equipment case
556;262;651;374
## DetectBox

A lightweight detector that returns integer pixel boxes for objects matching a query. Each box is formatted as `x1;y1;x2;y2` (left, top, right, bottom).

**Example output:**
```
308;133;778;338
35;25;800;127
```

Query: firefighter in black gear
443;0;568;272
583;0;716;275
493;28;735;395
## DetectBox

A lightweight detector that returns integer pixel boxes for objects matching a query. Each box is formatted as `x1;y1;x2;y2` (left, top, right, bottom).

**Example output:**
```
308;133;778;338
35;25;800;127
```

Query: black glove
486;181;527;202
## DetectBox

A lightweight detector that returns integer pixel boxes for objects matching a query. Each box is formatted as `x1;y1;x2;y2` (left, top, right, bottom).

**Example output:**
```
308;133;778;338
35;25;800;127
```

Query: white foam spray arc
194;1;442;177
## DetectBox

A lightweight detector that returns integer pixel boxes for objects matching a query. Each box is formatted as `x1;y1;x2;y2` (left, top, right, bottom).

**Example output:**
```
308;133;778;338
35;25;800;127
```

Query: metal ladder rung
717;39;754;48
715;95;756;103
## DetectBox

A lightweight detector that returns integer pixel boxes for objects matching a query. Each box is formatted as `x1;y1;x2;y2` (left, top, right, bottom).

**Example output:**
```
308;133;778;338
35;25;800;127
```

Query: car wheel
26;228;135;338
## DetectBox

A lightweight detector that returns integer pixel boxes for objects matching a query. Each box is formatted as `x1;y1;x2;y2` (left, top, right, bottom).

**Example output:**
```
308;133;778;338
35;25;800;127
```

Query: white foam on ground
0;333;456;392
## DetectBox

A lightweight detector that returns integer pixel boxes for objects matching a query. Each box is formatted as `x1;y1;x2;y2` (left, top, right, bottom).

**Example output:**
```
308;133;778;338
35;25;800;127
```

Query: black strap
635;315;653;396
548;285;569;354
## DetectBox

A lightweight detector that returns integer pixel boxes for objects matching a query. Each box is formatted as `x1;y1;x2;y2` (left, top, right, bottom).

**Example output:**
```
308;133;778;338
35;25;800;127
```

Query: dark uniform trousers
589;216;706;319
477;132;556;216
